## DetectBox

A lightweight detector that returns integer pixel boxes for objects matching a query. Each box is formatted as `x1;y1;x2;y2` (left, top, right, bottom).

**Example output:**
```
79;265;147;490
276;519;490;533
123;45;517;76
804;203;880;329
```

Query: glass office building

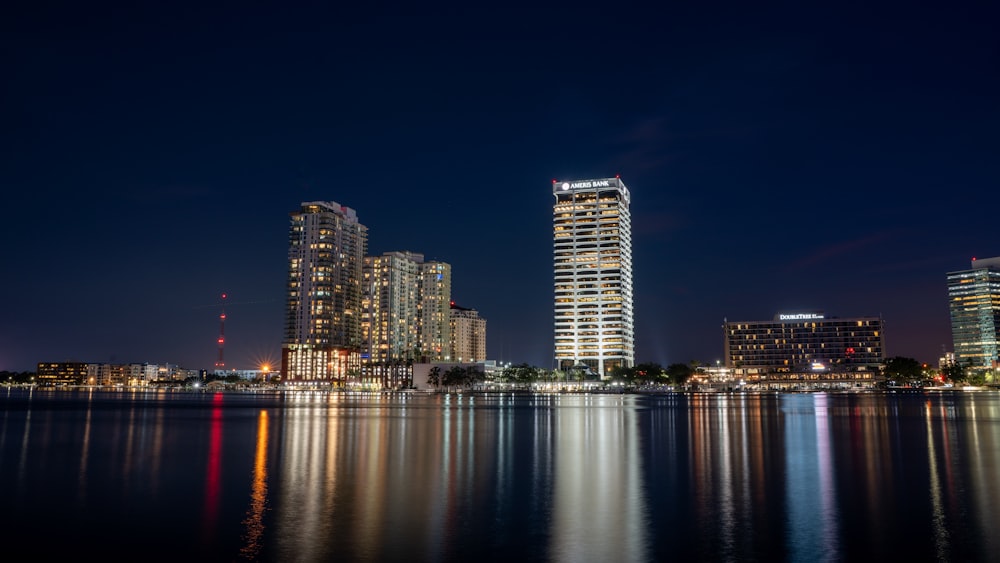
947;256;1000;378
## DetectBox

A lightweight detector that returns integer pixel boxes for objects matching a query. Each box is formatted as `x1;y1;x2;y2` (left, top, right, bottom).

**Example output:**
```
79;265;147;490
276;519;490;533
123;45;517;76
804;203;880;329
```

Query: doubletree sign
778;313;825;321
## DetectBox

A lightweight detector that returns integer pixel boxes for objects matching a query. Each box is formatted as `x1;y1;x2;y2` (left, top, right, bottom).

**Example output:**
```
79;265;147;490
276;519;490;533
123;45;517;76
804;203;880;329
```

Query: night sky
2;1;998;372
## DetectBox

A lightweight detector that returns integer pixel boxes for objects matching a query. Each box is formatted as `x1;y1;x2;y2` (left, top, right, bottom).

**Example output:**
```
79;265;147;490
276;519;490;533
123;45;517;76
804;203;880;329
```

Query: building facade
419;260;452;362
362;251;423;365
552;177;634;377
947;256;1000;379
36;362;89;386
450;302;487;363
282;201;368;386
724;312;885;388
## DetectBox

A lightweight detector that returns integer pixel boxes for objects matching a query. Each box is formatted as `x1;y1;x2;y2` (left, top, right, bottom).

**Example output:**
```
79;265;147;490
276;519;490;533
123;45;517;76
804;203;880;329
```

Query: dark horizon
2;1;998;372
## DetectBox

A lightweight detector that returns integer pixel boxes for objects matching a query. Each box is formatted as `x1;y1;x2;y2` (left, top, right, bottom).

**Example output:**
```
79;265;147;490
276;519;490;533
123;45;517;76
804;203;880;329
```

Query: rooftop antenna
215;293;227;371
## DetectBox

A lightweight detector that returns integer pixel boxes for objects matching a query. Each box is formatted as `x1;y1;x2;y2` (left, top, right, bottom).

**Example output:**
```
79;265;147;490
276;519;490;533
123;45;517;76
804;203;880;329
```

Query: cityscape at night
4;3;1000;561
3;2;999;377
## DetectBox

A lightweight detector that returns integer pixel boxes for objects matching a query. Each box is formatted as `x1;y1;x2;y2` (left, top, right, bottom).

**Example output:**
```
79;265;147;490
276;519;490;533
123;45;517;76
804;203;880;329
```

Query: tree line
4;356;993;388
433;362;699;389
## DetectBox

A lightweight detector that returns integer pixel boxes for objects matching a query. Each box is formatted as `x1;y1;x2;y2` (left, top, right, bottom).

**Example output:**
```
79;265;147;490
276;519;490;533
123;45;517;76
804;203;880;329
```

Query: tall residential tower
282;201;368;385
552;177;634;377
947;256;1000;380
360;251;452;387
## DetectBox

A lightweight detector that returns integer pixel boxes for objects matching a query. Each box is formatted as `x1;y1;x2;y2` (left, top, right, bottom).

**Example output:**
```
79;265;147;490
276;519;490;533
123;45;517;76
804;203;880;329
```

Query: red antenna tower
215;292;227;370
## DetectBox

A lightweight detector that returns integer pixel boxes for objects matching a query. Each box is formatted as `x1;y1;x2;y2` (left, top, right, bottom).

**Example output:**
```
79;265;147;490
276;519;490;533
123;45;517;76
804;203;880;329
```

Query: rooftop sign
778;313;825;321
559;178;616;190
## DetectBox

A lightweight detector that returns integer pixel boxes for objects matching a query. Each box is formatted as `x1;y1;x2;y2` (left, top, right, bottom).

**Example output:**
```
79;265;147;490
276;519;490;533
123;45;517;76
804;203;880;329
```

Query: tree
464;366;485;389
941;362;965;384
501;363;538;388
441;366;466;388
633;362;665;385
665;363;694;386
610;365;636;384
0;371;35;385
883;356;924;384
427;366;442;389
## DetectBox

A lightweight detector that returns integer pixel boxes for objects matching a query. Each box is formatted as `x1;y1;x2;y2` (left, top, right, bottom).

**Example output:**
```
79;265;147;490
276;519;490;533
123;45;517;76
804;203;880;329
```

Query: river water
1;387;998;562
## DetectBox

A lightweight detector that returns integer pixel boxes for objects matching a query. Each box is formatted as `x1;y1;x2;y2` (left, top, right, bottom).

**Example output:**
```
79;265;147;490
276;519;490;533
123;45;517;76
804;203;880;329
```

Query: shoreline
5;384;996;395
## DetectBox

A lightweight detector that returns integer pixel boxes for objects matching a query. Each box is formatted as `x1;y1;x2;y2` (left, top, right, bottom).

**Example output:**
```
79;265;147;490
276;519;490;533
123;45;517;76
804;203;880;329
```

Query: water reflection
3;389;1000;561
76;388;93;507
268;393;651;561
241;409;270;560
203;393;224;541
783;393;840;562
925;399;950;560
550;395;649;562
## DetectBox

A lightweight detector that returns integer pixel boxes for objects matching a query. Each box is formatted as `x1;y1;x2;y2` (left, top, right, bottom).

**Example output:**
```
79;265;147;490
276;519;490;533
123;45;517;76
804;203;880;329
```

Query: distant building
723;312;885;389
939;352;956;370
282;201;368;386
947;256;1000;379
92;363;130;386
36;362;88;386
552;177;634;378
35;362;197;387
450;302;486;363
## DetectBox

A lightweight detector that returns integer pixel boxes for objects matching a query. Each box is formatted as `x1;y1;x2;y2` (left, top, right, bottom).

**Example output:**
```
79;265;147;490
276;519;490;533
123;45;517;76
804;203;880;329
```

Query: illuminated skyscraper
361;251;452;387
947;256;1000;379
552;177;634;377
282;201;368;385
362;251;422;363
418;260;452;361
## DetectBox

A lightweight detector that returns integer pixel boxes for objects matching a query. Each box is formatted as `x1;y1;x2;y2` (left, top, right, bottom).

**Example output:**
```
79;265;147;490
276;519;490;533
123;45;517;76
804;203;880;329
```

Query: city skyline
2;2;999;372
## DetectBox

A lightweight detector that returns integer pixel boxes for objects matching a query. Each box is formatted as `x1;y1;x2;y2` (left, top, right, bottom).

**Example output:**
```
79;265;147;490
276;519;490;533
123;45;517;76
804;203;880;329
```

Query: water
1;387;999;562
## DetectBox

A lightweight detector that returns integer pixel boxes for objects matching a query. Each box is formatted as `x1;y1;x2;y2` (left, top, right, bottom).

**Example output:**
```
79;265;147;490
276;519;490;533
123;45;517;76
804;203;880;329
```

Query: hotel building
552;176;634;377
282;201;368;385
947;256;1000;379
723;312;885;388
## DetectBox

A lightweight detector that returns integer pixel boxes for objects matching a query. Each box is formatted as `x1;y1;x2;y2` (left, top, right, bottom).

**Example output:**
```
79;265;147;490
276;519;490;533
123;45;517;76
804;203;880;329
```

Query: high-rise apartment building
552;176;634;377
282;201;368;385
947;256;1000;378
361;251;452;387
450;302;487;363
419;260;452;361
362;251;423;365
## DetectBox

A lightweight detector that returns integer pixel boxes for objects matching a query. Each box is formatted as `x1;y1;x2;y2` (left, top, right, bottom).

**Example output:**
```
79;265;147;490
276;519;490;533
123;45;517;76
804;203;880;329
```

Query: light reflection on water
241;409;269;560
2;388;1000;562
